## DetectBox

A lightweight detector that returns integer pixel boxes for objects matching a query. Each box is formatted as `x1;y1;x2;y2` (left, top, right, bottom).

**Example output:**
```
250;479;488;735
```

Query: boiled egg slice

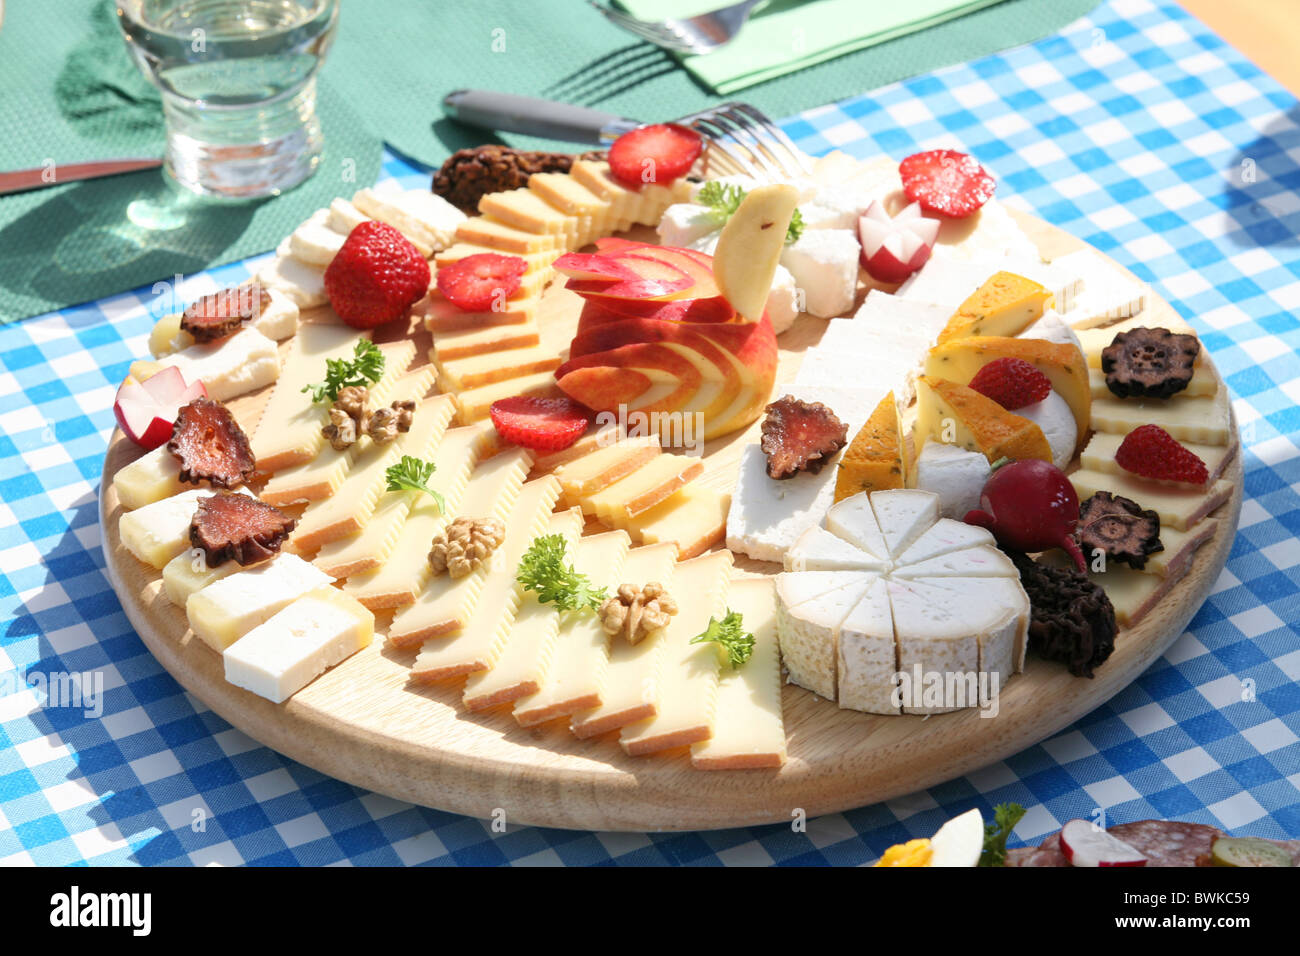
926;808;985;867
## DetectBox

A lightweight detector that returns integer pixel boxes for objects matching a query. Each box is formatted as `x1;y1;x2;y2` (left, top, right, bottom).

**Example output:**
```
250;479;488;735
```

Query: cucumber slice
1211;837;1292;867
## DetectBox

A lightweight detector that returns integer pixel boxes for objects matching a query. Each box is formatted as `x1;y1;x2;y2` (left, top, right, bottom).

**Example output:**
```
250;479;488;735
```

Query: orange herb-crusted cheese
834;391;905;502
915;377;1053;465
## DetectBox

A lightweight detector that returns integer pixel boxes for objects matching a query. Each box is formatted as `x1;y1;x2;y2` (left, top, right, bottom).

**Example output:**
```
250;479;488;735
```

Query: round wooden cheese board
100;209;1240;831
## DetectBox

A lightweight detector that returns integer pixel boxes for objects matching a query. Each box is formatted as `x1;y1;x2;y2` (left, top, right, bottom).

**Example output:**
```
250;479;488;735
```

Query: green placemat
0;0;383;322
330;0;1100;161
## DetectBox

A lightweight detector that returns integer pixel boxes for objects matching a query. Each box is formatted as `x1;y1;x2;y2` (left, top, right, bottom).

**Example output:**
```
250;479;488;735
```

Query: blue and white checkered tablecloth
2;0;1297;866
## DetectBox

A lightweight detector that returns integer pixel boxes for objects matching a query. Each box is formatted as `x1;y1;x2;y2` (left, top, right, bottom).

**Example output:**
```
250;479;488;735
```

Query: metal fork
588;0;763;56
442;91;812;184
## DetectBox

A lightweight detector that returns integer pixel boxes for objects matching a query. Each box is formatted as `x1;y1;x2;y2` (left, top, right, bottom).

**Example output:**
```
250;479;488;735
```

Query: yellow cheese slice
1090;390;1232;446
581;452;704;521
528;172;619;240
429;318;541;362
249;322;374;474
435;342;561;391
479;188;584;240
313;422;490;579
186;553;333;651
259;346;423;505
690;577;786;770
1077;315;1198;369
1088;364;1216;399
554;434;661;500
1143;520;1217;578
119;488;232;569
1080;430;1236;484
619;483;730;559
569;542;678;738
569;160;691;226
620;550;733;755
512;530;632;726
418;293;539;332
453;371;563;424
291;391;455;553
385;450;536;642
1070;468;1232;531
114;445;185;511
454;216;569;254
162;548;262;606
409;476;561;680
461;507;585;711
937;272;1051;343
434;243;555;274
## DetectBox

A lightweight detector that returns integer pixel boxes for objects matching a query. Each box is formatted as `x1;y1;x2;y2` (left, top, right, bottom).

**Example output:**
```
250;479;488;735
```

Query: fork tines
681;103;813;183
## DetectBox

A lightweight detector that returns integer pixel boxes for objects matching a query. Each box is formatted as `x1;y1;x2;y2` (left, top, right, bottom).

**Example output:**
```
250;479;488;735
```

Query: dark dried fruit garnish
760;396;848;479
1009;551;1117;678
167;398;256;488
181;285;267;343
190;493;295;567
432;145;606;212
1101;326;1200;399
1078;491;1163;570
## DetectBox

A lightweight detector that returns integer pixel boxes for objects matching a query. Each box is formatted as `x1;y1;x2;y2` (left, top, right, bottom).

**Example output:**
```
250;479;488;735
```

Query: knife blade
0;158;163;197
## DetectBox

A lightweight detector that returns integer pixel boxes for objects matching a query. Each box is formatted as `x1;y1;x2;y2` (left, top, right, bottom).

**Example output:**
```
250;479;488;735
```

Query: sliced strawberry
1115;425;1209;485
899;149;996;219
607;124;703;189
436;253;528;312
968;357;1051;410
489;396;591;452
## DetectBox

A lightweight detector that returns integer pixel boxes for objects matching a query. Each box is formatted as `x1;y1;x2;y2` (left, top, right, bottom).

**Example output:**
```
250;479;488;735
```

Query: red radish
113;366;207;451
857;201;939;283
964;458;1086;572
1059;820;1147;867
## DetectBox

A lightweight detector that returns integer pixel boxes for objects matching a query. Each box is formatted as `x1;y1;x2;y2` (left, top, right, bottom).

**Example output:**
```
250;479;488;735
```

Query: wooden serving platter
100;210;1240;831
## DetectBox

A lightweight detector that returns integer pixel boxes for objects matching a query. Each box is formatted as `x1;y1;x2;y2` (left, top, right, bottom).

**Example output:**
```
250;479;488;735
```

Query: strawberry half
324;221;430;329
1115;424;1209;485
436;253;527;312
489;396;590;452
607;123;703;189
968;357;1051;410
899;149;996;219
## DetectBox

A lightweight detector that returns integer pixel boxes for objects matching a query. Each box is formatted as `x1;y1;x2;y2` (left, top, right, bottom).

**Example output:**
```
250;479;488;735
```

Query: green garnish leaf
302;339;385;404
516;534;607;612
689;609;754;669
696;180;804;245
385;455;444;514
978;802;1026;867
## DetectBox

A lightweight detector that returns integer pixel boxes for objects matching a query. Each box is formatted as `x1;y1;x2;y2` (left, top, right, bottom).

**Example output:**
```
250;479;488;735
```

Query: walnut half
599;582;678;645
429;516;506;578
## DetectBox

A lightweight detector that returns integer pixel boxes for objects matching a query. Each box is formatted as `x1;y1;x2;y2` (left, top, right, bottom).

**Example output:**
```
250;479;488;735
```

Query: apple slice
1059;820;1147;867
114;366;208;450
712;183;799;320
858;200;939;284
552;252;642;283
617;246;722;301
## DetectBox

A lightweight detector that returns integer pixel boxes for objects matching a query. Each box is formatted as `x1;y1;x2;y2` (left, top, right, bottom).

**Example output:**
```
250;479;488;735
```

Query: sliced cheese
891;545;1018;579
454;370;563;424
479;187;583;240
785;524;890;573
554;434;661;500
408;476;560;680
621;483;729;559
429;318;541;362
186;553;332;651
385;450;535;643
162;548;259;606
119;488;243;569
1089;364;1217;399
352;186;466;256
288;208;347;267
619;550;733;755
256;254;327;309
936;271;1051;343
133;327;279;403
824;493;892;564
1077;314;1198;368
327;197;370;234
1070;468;1231;531
581;452;703;521
223;586;374;703
690;577;786;769
419;292;539;332
435;342;561;391
114;445;185;511
1081;430;1236;484
512;530;632;725
1090;391;1232;446
835;574;897;715
454;215;568;254
893;518;996;565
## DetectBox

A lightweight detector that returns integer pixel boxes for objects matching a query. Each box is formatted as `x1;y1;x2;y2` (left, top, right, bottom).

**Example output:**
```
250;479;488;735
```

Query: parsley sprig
302;340;385;404
978;802;1026;867
516;535;607;613
689;609;754;669
385;456;444;514
697;181;805;244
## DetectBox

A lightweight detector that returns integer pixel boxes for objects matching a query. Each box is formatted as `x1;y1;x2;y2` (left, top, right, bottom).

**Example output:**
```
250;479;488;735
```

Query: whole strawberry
325;221;430;329
968;357;1051;410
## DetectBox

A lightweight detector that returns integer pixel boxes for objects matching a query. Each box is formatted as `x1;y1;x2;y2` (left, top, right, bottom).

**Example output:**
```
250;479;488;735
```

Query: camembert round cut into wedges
776;488;1030;715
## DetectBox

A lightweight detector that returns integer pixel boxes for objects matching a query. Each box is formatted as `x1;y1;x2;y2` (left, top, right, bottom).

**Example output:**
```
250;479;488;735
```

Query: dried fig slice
181;285;267;343
1101;326;1199;399
1078;491;1163;570
167;398;256;488
190;493;295;567
760;395;848;479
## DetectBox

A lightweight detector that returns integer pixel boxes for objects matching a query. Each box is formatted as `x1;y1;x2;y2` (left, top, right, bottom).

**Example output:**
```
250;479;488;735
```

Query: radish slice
858;200;939;284
114;366;208;450
1059;819;1148;867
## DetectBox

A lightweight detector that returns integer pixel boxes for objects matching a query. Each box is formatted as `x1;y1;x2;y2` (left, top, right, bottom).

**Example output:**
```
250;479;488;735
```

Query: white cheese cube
656;202;719;250
766;263;800;334
223;586;374;703
798;200;856;231
288;208;347;267
253;288;299;341
256;255;327;309
780;229;860;318
147;327;279;403
114;445;183;511
118;488;249;569
186;553;333;651
912;442;991;520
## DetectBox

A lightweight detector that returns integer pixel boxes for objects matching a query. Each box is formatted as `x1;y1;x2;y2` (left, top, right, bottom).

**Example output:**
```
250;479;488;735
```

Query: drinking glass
115;0;340;199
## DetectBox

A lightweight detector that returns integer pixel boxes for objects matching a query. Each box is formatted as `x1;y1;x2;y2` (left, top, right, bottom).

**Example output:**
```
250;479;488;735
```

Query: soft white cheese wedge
1014;389;1077;470
725;444;839;563
656;202;719;249
891;545;1018;580
893;517;996;565
912;442;990;521
142;327;279;402
869;488;941;558
779;229;859;318
256;255;328;308
1019;309;1082;351
920;575;1027;674
824;493;891;562
223;586;374;703
836;574;897;714
288;208;348;267
775;573;872;700
186;553;333;652
785;524;891;572
1050;249;1148;328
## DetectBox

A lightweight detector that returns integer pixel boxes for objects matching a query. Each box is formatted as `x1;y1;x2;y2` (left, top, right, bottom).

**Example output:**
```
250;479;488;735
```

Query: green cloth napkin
0;0;383;323
617;0;1007;93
